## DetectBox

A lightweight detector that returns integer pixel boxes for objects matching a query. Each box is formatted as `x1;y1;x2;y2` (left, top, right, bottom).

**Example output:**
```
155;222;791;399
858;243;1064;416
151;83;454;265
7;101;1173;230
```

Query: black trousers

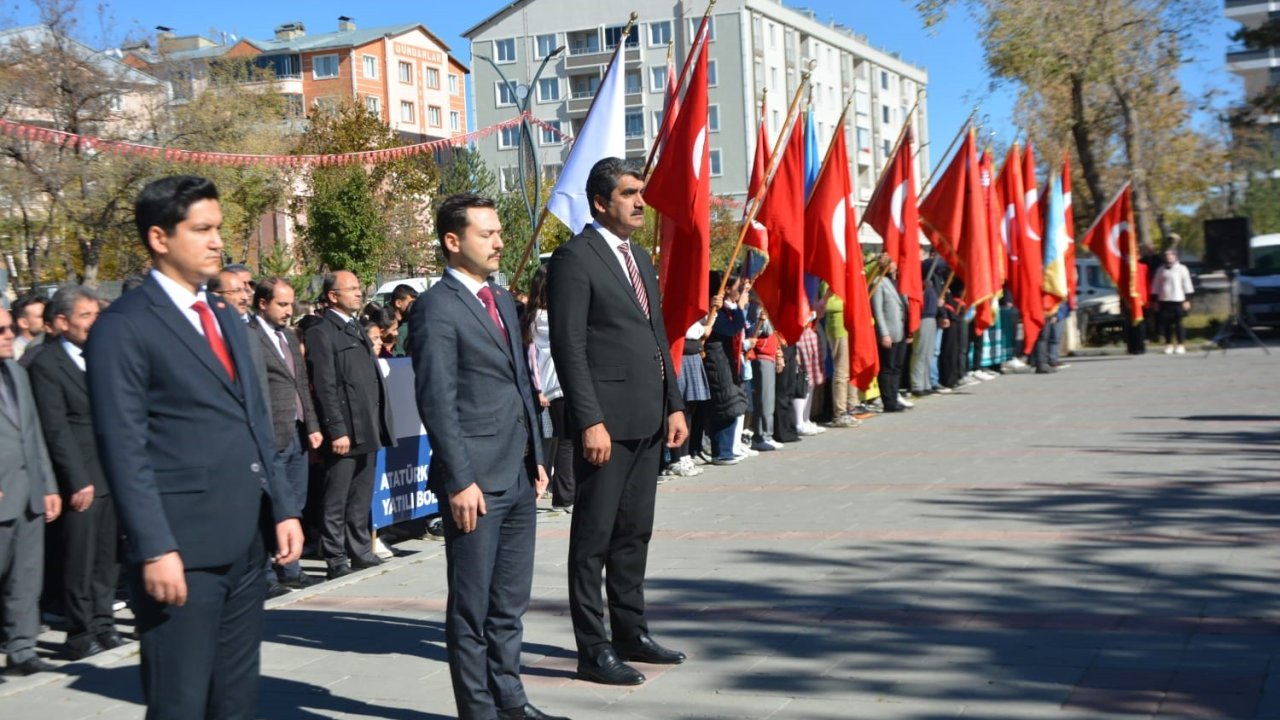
569;429;662;656
320;451;375;569
543;397;576;508
442;473;535;720
131;526;266;720
1159;301;1186;344
62;494;119;643
876;341;909;410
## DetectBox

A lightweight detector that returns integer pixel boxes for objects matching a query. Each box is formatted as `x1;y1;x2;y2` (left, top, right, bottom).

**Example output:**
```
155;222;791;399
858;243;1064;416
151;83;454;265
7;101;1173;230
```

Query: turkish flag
803;125;850;302
1061;154;1078;309
998;144;1045;356
1082;182;1144;322
919;129;996;331
644;34;710;376
753;113;808;343
742;106;771;274
863;125;922;334
977;148;1003;332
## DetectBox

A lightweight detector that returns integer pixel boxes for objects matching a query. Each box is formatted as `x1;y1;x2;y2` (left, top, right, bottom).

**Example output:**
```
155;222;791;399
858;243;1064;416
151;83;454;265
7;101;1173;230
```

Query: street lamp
477;45;566;257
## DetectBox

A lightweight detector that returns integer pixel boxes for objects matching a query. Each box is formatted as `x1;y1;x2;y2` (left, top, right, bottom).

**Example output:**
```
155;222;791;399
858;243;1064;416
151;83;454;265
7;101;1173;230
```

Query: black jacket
28;340;107;497
304;310;395;456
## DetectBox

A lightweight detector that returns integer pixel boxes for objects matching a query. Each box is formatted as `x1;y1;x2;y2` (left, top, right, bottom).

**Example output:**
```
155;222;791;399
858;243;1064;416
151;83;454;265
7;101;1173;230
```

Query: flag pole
643;39;676;179
853;92;925;294
803;95;854;211
643;0;716;178
509;12;639;291
705;63;814;329
918;106;979;199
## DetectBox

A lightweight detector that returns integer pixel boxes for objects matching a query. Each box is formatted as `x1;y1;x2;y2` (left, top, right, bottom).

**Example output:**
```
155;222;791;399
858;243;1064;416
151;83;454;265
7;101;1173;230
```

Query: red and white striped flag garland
0;114;528;168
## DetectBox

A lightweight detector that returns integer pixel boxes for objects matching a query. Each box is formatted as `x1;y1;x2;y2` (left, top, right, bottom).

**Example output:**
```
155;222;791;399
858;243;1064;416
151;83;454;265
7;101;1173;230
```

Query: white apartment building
463;0;928;243
1225;0;1280;150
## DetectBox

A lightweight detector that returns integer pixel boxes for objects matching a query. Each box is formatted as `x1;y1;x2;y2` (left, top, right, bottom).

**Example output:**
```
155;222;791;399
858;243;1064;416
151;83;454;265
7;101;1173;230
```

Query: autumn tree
292;100;440;284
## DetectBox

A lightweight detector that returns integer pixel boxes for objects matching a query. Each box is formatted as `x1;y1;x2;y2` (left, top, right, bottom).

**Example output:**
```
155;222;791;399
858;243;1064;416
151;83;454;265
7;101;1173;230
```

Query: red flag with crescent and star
1082;182;1144;323
863;124;922;334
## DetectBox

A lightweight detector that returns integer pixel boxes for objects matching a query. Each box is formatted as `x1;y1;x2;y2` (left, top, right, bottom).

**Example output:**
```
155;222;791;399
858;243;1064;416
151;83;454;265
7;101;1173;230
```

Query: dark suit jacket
0;359;56;522
248;315;320;451
304;310;394;456
86;274;299;568
548;224;684;440
409;273;544;497
27;341;107;498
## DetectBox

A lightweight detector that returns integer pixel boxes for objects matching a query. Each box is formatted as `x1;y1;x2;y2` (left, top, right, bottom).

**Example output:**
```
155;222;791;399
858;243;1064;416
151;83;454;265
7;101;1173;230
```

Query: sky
5;0;1243;172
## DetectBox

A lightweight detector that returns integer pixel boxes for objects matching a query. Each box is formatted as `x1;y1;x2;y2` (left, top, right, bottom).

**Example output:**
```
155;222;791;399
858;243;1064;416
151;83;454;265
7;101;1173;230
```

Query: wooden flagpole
643;0;716;178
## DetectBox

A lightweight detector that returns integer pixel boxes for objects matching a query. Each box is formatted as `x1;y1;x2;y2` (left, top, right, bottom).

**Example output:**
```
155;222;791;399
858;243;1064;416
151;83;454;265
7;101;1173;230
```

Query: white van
1238;234;1280;329
1074;256;1123;344
372;277;437;307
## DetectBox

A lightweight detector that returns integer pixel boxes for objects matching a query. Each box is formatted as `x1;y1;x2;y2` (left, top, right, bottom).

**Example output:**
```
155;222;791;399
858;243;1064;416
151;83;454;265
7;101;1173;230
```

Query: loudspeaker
1203;217;1251;271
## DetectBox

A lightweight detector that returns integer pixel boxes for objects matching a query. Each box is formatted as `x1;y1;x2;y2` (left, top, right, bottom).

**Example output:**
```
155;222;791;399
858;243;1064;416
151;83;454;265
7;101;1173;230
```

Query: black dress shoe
614;634;687;665
7;657;57;675
67;639;105;660
326;565;353;580
266;583;293;599
97;631;130;650
280;572;321;590
351;555;385;569
497;702;570;720
576;647;645;685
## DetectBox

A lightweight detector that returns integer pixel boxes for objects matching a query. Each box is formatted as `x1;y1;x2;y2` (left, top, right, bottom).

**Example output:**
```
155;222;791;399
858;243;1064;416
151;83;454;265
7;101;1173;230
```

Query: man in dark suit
0;305;61;677
548;157;689;686
87;175;303;720
28;285;126;660
250;277;324;589
305;270;394;580
410;194;567;720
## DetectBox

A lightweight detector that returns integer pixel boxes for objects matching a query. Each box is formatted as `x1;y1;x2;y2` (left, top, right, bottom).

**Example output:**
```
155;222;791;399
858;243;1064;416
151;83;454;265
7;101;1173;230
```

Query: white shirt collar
61;337;85;371
592;221;629;251
446;266;490;300
328;308;353;324
150;268;208;310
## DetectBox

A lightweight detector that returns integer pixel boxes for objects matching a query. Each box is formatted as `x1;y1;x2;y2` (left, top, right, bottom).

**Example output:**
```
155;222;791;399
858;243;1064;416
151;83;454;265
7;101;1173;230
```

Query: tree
917;0;1222;249
292;100;440;284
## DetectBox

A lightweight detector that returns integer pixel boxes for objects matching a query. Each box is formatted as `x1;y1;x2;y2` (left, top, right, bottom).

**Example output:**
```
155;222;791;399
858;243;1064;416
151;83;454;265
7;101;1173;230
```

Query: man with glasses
207;267;253;319
304;271;394;580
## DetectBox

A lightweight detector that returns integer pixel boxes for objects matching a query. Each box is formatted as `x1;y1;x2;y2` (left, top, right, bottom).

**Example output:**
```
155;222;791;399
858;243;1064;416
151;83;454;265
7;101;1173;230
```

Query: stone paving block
1156;691;1260;719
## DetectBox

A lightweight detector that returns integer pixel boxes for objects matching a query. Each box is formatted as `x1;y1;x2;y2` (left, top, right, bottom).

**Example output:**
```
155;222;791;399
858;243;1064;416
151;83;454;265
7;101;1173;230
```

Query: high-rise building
463;0;928;242
1225;0;1280;149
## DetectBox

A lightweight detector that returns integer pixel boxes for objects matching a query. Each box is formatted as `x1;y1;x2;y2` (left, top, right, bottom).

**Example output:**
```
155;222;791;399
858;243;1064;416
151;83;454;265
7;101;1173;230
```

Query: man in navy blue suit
410;194;566;720
87;175;302;720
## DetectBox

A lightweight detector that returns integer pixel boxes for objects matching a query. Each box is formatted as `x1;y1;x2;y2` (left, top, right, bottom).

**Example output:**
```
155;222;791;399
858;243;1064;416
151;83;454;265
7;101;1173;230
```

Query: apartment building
125;17;470;142
1225;0;1280;148
463;0;928;242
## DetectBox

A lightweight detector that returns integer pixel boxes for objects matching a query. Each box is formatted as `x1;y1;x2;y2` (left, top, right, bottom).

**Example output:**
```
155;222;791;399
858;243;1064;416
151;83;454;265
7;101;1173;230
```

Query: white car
1074;256;1123;344
1238;234;1280;329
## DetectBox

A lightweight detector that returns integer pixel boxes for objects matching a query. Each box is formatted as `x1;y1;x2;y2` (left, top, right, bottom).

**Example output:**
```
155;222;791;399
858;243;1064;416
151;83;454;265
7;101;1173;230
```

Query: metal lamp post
477;45;565;257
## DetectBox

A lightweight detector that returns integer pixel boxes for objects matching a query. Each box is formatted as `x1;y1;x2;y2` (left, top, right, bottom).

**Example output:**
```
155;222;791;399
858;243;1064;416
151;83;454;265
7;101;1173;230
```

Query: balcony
564;46;641;71
1227;46;1280;74
1225;0;1278;27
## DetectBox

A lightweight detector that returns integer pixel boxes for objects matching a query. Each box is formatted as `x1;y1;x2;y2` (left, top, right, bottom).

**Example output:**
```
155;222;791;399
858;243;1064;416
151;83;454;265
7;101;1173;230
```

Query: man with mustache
548;157;688;686
409;194;566;720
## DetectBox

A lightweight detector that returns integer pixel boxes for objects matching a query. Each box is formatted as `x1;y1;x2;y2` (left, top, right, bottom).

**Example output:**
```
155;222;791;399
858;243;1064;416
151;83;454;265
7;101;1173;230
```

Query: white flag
545;43;626;234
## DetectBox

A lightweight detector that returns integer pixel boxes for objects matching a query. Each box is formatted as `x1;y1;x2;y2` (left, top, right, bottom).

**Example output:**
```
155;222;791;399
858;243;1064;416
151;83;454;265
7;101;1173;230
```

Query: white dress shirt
150;269;222;338
61;337;86;372
445;267;506;332
591;221;635;279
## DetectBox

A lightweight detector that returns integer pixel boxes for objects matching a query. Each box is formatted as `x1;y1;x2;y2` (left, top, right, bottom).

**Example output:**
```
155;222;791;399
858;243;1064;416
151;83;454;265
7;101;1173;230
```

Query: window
650;66;668;92
537;78;560;102
649;21;671;47
768;23;777;48
498;126;520;149
536;33;558;58
709;149;722;176
362;55;378;79
540;120;563;145
690;17;717;41
450;111;460;132
882;105;891;124
255;54;300;79
883;139;892;158
495;38;516;63
708;104;720;132
567;30;600;56
108;94;124;112
652;110;664;135
625;110;644;138
449;73;460;95
425;67;440;89
770;66;779;89
542;163;563;182
398;61;413;84
625;70;642;94
707;60;718;87
497;81;517;106
604;25;638;50
857;127;871;153
570;74;600;99
313;54;339;79
771;109;780;129
365;95;381;117
880;70;890;90
855;90;870;116
400;101;415;123
428;105;442;126
284;94;304;117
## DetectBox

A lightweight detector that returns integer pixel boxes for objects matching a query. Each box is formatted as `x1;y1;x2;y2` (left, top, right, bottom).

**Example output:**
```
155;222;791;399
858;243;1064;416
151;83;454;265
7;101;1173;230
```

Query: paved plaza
2;343;1278;719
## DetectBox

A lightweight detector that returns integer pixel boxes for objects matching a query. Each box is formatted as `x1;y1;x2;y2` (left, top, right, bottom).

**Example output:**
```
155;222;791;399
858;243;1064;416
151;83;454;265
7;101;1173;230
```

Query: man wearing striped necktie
548;157;689;687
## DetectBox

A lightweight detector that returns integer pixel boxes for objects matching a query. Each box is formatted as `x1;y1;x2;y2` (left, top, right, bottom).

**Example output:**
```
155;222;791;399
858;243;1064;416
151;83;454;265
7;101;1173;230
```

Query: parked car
1074;256;1124;345
372;277;438;307
1239;233;1280;329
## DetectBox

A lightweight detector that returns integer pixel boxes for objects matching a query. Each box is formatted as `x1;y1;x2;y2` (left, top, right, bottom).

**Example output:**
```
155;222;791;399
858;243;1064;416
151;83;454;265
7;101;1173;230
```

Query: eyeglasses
0;325;15;335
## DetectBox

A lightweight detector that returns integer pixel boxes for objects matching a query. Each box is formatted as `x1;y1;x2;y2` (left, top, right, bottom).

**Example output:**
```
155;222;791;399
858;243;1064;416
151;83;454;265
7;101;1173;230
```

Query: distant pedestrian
1152;249;1194;355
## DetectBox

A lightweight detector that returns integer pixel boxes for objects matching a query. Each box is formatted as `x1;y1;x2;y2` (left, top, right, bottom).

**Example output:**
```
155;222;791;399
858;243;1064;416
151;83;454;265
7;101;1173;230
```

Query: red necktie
192;300;236;381
477;286;508;344
617;242;651;317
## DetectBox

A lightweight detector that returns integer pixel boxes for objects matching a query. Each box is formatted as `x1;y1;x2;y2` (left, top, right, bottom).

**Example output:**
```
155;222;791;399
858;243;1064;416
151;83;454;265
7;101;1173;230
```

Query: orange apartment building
126;16;470;142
